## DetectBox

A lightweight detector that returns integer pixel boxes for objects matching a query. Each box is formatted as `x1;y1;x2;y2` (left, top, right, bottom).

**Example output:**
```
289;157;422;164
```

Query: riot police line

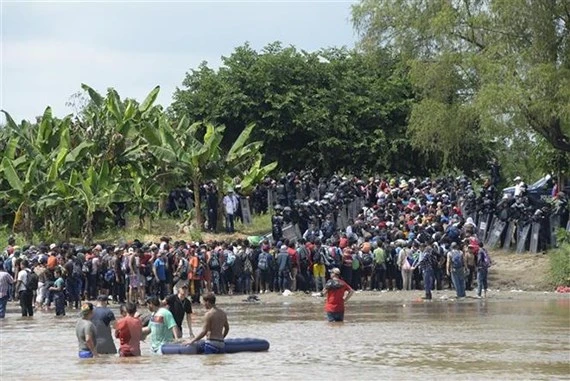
264;174;569;253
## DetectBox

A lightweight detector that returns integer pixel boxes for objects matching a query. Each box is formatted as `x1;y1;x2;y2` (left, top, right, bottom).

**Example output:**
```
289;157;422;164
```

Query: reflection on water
1;298;569;380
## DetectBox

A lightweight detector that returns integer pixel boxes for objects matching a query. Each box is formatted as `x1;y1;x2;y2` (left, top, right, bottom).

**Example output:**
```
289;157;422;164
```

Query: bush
549;243;570;288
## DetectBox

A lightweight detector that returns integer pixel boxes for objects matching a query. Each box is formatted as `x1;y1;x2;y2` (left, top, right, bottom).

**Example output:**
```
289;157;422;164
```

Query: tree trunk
83;213;93;246
24;205;34;244
158;194;167;217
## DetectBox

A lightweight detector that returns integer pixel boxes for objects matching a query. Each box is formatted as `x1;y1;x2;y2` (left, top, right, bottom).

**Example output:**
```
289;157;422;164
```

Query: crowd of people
1;171;568;319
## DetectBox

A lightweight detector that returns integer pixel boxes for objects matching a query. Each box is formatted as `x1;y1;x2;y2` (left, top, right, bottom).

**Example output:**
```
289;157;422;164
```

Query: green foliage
556;228;570;245
234;212;272;237
352;0;570;162
548;243;570;287
0;83;273;243
171;43;445;175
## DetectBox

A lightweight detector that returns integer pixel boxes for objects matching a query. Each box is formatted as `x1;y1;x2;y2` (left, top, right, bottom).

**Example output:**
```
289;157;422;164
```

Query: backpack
243;255;253;273
72;262;83;278
25;269;39;291
82;260;92;274
226;252;236;266
478;249;491;269
4;258;12;273
179;257;189;279
362;253;373;267
313;247;325;265
297;247;309;270
208;252;220;269
196;254;206;277
351;254;360;270
328;247;342;267
451;251;464;269
121;256;130;273
257;252;269;271
104;269;115;283
447;226;460;241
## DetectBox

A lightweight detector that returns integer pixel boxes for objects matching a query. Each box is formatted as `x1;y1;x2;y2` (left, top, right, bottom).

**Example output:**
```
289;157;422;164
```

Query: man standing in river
322;267;354;322
187;292;229;354
92;295;117;354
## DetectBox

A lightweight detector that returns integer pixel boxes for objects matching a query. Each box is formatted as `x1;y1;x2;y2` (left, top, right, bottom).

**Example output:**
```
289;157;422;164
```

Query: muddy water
1;298;569;380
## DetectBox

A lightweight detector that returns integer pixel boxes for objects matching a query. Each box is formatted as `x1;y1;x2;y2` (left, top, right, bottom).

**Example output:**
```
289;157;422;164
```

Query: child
49;269;66;316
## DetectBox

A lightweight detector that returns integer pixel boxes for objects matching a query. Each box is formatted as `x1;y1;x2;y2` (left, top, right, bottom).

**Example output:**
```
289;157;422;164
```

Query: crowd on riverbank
1;173;567;317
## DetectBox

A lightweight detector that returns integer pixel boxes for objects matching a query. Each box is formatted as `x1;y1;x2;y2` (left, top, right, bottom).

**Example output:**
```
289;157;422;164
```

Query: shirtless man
187;292;229;354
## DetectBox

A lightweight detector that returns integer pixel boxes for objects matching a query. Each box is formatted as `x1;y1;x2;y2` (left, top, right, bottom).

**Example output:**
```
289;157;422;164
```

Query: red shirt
324;278;352;313
287;247;298;267
115;316;142;356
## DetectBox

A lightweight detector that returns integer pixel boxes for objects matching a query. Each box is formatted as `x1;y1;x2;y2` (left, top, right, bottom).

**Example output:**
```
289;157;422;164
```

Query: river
1;296;569;380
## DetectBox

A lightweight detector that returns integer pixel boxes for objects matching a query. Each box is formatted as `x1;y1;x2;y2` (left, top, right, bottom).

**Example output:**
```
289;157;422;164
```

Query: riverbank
213;288;570;306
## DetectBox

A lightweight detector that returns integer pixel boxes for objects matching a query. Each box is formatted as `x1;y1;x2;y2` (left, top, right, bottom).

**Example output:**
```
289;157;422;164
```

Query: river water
1;296;569;380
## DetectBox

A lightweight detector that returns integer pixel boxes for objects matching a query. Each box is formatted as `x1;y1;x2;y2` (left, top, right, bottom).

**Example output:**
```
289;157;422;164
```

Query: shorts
326;311;344;322
313;263;326;278
36;282;46;304
129;275;140;288
78;350;94;358
199;340;225;355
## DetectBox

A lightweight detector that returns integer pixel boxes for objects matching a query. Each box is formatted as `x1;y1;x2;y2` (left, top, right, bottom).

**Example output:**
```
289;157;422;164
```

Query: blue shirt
154;258;166;281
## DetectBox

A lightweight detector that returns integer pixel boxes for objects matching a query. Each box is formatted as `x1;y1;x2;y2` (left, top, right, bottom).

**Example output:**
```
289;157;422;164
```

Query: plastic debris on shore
555;286;570;293
282;290;292;296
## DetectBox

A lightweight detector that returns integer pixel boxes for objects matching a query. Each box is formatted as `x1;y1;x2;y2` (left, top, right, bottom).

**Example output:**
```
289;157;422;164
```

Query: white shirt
514;182;523;197
223;194;238;215
17;269;29;292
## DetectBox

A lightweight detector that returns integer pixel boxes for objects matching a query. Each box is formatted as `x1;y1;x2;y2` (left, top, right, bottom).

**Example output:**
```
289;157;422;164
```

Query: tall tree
171;43;442;175
351;0;570;158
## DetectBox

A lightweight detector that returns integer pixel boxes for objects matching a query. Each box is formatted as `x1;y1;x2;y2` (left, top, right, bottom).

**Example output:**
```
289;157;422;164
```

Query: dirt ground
486;250;552;291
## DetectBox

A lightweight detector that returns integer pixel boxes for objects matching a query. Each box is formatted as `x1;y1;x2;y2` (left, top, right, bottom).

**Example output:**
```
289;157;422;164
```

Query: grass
548;243;570;287
548;229;570;287
0;213;272;246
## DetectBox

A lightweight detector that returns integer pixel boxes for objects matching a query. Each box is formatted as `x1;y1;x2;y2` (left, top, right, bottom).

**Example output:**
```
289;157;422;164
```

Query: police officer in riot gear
272;204;284;243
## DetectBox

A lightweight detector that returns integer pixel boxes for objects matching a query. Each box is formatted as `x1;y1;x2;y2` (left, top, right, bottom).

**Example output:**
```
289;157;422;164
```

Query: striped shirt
0;271;14;298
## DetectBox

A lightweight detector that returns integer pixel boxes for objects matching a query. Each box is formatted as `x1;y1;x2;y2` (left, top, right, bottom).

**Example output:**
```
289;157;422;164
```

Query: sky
1;0;358;123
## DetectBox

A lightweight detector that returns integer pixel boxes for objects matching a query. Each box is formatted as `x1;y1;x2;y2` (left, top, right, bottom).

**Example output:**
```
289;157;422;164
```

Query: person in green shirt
142;296;181;354
49;268;65;316
372;244;386;290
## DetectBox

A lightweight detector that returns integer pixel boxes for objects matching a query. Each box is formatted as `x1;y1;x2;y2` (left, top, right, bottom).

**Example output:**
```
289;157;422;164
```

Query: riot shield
530;222;541;253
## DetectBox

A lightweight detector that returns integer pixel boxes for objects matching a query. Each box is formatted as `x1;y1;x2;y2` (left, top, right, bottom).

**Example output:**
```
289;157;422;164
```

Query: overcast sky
1;1;357;123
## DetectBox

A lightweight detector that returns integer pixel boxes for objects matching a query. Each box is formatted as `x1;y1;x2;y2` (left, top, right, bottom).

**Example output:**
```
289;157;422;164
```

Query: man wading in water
186;292;229;354
321;267;354;322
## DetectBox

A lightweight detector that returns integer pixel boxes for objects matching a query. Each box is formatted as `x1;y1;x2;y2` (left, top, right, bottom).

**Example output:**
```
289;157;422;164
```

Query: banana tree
210;123;267;232
239;155;278;194
127;162;163;230
0;108;72;242
0;157;41;242
70;162;122;245
146;115;220;229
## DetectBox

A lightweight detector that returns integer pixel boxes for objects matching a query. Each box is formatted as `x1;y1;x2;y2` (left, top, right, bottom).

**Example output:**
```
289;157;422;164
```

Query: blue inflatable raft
161;338;270;355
